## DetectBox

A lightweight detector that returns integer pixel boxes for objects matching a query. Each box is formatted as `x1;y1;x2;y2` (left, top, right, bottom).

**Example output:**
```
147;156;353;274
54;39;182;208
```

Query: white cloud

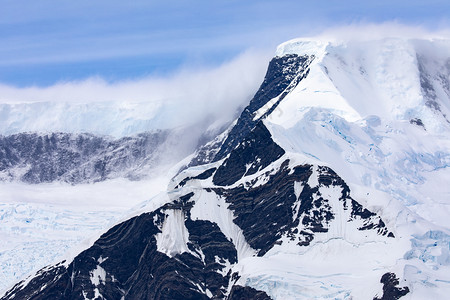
0;49;271;136
2;23;448;137
316;22;450;41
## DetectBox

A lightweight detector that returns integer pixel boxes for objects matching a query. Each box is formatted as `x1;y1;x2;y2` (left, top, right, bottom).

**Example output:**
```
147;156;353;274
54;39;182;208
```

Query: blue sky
0;0;449;87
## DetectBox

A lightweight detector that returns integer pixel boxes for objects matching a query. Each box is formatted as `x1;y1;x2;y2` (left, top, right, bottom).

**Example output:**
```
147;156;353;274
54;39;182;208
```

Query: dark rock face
0;131;168;184
2;207;243;300
213;122;285;186
228;285;271;300
191;54;313;167
374;273;410;300
176;167;217;188
419;66;441;112
417;55;450;123
410;118;425;129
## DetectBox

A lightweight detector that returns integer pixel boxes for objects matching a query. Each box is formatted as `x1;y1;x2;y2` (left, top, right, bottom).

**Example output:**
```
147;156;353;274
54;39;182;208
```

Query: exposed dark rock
189;54;313;168
410;118;425;129
416;55;450;124
417;56;441;112
374;272;410;300
213;122;285;186
228;285;272;300
177;168;217;188
187;130;229;169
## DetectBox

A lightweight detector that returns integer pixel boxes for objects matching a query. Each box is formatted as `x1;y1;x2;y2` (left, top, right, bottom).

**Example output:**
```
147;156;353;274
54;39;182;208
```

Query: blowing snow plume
0;50;269;137
0;50;270;184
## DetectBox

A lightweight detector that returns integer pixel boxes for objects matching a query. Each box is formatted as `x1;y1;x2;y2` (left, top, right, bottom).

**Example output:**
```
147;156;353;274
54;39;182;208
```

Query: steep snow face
264;37;450;218
156;209;191;258
271;38;450;130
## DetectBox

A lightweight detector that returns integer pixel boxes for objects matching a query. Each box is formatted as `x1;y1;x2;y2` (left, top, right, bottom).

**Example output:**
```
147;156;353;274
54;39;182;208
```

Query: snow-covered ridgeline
0;100;228;138
274;37;450;129
263;37;450;217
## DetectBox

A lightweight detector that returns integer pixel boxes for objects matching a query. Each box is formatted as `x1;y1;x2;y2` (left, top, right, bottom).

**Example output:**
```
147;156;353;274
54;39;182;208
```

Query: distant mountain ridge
0;131;167;183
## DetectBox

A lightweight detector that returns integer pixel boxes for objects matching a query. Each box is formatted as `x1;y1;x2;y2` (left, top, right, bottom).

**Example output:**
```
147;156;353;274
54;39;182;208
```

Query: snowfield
0;176;170;294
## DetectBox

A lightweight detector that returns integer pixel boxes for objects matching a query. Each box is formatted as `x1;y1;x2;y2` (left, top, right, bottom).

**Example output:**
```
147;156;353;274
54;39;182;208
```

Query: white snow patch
190;190;256;260
155;209;191;258
292;181;304;221
90;264;106;286
306;166;319;187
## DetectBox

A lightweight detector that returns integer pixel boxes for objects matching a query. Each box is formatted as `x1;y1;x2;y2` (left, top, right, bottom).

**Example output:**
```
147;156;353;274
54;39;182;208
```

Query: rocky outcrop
374;273;410;300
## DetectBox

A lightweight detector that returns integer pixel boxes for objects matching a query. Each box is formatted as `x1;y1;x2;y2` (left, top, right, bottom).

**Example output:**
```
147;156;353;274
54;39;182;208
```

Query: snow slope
0;175;170;294
266;37;450;225
247;37;450;299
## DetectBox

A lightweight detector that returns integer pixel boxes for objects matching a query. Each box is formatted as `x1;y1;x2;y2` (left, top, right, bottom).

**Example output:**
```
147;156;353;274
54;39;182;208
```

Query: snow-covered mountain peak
275;37;330;58
259;36;450;219
270;37;450;134
2;34;450;300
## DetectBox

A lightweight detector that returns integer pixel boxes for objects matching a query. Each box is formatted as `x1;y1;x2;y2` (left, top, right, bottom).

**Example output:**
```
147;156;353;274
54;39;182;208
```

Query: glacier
0;176;170;294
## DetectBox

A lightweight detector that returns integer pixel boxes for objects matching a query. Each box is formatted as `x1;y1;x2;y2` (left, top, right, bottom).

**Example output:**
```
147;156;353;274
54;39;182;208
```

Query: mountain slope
0;131;168;183
3;37;450;299
1;122;393;300
0;121;227;184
